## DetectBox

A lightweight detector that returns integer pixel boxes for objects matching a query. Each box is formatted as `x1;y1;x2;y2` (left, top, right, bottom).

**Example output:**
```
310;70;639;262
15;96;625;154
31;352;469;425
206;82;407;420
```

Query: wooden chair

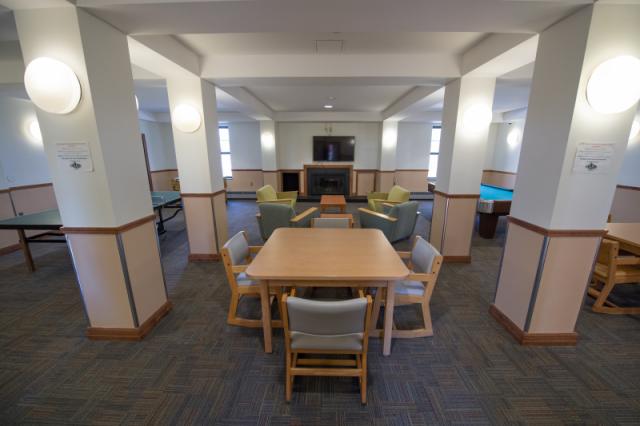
371;235;443;338
221;231;283;328
280;289;372;404
588;238;640;314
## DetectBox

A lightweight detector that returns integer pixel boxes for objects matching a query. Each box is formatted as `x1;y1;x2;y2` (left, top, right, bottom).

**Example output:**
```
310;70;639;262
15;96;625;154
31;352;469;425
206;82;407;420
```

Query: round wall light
24;57;81;114
507;127;520;147
630;119;640;141
27;119;43;143
587;55;640;114
173;104;201;133
463;104;492;132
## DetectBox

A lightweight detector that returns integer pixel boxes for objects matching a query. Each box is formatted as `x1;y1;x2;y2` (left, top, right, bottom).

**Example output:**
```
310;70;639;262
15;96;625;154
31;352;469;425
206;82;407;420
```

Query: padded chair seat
395;280;426;296
594;264;640;283
236;272;256;286
290;331;363;351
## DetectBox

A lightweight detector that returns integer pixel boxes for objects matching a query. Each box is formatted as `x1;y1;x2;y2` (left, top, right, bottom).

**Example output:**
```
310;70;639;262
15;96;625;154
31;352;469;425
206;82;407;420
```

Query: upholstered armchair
367;185;410;212
358;201;419;242
256;184;297;208
256;203;318;240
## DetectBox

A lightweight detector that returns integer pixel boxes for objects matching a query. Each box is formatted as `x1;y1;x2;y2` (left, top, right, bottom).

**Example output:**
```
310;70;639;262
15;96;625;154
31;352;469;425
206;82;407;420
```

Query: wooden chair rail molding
5;182;53;191
433;189;480;199
150;168;178;173
489;304;578;346
86;300;173;341
507;216;607;237
61;214;156;234
180;190;226;198
483;169;517;175
616;184;640;191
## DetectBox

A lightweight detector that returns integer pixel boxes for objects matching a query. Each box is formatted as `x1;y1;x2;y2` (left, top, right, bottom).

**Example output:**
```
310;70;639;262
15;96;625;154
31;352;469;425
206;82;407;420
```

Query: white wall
487;121;524;173
276;122;381;169
139;119;176;171
0;97;51;187
618;112;640;187
484;123;498;169
228;121;261;169
396;122;430;169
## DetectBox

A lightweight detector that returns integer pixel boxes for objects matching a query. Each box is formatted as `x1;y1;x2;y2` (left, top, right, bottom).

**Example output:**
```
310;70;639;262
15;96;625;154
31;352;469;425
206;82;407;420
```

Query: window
428;126;441;178
219;126;232;178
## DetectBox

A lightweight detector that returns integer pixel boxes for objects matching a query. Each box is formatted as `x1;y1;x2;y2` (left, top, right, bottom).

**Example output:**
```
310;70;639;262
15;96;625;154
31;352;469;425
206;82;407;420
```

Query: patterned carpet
0;200;639;425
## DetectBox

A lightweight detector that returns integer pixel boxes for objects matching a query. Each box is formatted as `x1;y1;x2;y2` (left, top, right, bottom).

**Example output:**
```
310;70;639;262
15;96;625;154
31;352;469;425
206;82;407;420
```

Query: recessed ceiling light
324;104;334;109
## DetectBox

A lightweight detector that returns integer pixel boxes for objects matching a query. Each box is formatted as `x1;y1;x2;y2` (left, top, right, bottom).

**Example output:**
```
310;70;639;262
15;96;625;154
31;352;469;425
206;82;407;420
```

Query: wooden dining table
605;222;640;256
246;227;410;356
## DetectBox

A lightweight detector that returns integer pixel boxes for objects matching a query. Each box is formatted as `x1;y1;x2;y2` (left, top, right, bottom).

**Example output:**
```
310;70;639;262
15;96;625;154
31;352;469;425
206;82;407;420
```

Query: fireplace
306;167;350;196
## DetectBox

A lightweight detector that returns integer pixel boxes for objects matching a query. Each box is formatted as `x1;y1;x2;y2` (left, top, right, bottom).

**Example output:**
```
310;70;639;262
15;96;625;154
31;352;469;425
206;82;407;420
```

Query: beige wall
395;170;428;192
150;169;178;191
609;185;640;223
482;170;517;190
227;170;263;192
376;171;395;192
356;171;375;196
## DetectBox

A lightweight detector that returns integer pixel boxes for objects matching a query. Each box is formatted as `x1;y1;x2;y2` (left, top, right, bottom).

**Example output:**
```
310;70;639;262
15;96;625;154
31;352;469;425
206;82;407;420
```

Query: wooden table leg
17;229;35;272
259;280;273;353
383;281;395;356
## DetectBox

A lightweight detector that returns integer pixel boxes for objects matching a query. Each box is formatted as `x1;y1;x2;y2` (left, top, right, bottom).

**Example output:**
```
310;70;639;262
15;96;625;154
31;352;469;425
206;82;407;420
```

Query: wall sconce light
630;119;640;142
587;55;640;114
463;104;492;132
27;119;43;144
507;128;520;147
24;57;81;114
135;95;140;111
172;104;201;133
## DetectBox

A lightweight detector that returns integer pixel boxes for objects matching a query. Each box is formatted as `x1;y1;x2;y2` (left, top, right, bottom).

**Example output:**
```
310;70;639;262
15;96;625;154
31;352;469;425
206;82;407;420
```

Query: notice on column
56;142;94;172
572;143;614;174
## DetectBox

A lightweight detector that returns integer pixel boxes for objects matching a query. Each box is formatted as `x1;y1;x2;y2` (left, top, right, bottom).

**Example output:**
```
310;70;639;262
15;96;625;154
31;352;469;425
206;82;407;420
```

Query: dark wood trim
508;216;606;237
0;189;10;194
262;170;279;174
181;190;226;198
231;169;262;172
617;184;640;191
9;182;53;191
376;170;395;174
433;190;479;199
395;169;428;172
150;168;178;173
212;189;226;197
354;169;377;173
86;300;172;341
443;255;471;263
62;214;156;234
277;169;303;172
489;304;577;346
483;169;517;176
0;243;20;256
188;253;220;262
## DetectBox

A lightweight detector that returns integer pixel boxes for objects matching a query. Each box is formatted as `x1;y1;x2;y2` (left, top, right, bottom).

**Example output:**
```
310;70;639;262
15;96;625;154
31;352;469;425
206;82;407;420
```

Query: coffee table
320;195;346;213
320;213;354;227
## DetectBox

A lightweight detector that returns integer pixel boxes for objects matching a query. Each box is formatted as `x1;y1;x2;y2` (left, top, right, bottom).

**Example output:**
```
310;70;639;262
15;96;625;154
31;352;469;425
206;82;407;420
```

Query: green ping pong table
0;191;181;271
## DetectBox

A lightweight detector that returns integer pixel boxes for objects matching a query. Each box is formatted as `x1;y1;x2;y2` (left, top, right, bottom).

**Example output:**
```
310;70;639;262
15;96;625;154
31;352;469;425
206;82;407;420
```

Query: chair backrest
387;185;410;203
411;236;441;274
286;296;368;336
388;201;419;241
597;238;619;270
221;231;250;290
312;217;351;228
256;185;277;202
257;202;295;240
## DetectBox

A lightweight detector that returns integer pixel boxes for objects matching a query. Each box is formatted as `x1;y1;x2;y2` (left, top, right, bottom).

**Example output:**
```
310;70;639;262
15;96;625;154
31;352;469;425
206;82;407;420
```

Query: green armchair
256;203;319;240
367;185;410;212
358;201;420;243
256;184;297;208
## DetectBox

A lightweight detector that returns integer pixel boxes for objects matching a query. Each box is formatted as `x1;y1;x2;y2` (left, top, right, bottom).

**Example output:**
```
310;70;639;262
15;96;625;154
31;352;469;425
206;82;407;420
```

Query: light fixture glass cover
587;55;640;114
463;104;492;132
173;104;201;133
24;57;81;114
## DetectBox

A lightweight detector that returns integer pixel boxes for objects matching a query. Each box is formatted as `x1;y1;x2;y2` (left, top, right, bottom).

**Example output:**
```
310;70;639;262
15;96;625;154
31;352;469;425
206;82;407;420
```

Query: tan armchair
367;185;410;212
256;184;297;208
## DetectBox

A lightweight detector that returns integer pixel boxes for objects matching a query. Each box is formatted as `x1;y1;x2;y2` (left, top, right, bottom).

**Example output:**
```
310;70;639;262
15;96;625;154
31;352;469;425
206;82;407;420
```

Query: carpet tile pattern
0;200;639;424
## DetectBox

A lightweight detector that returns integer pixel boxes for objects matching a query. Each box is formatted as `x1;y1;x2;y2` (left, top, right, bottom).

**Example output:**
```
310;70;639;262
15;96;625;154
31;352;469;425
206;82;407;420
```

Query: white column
492;3;640;345
429;77;496;262
378;120;398;192
15;6;169;338
259;119;279;189
166;75;228;260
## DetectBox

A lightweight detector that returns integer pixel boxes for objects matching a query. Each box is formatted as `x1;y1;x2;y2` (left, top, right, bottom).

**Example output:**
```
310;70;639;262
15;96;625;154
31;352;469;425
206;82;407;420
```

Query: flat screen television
313;136;355;162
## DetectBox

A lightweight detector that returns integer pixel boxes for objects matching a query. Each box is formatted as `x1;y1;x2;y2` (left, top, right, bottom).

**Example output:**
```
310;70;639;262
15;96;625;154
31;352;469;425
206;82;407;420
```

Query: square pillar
260;120;279;190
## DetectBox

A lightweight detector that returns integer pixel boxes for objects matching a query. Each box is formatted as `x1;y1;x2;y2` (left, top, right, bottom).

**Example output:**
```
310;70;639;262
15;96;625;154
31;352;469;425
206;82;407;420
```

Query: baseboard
443;255;471;263
0;243;20;256
86;300;173;341
489;304;577;346
188;253;220;262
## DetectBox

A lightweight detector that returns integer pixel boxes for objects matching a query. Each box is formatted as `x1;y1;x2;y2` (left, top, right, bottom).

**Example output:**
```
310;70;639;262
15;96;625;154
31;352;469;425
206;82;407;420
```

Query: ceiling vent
315;40;343;54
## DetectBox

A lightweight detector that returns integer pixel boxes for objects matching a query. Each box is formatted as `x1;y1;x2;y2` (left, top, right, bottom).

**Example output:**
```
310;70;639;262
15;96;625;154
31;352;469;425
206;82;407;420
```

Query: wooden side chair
221;231;283;328
588;238;640;314
371;235;443;338
280;290;372;404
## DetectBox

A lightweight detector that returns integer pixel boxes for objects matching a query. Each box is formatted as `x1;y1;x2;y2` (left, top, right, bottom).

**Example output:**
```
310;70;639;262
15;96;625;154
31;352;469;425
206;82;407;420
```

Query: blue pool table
477;184;514;238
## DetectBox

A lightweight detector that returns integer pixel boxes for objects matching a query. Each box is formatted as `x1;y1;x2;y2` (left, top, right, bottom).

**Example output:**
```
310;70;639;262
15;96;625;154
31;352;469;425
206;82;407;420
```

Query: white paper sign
572;143;614;174
56;143;94;172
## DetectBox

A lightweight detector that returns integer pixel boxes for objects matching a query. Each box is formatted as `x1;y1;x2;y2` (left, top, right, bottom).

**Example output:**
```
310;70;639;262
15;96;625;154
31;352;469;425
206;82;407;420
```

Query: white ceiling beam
219;87;274;121
275;111;382;122
129;35;200;77
201;53;460;80
461;33;539;77
382;85;443;121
